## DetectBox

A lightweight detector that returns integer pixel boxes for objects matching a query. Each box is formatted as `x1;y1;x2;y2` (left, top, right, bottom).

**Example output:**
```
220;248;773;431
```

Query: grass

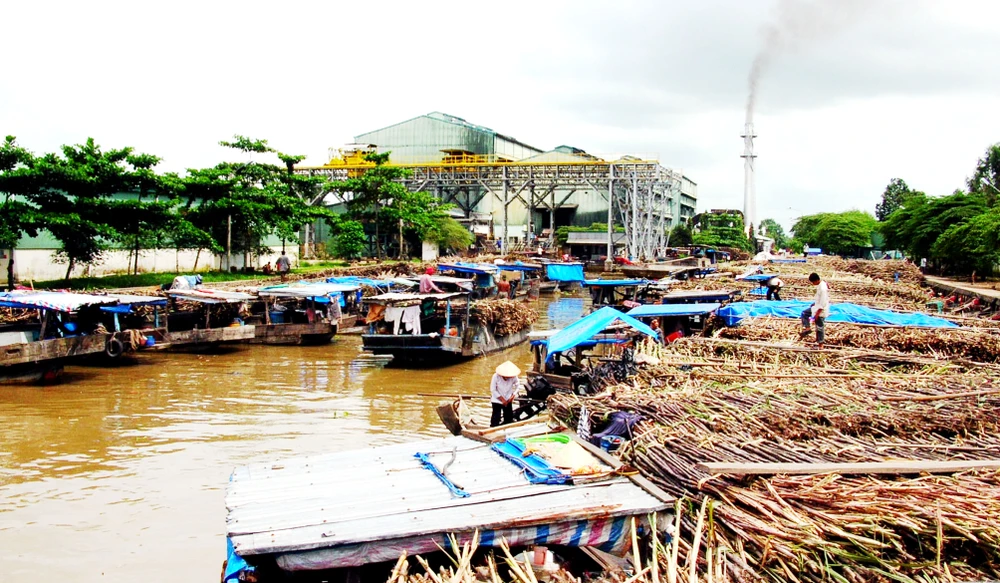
34;270;281;291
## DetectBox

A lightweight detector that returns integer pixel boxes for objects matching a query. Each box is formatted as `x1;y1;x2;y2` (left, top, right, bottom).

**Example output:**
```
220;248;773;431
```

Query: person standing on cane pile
766;275;784;301
799;272;829;348
490;360;522;427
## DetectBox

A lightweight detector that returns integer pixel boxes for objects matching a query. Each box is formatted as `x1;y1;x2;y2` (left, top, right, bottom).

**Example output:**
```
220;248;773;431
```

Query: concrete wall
5;246;298;283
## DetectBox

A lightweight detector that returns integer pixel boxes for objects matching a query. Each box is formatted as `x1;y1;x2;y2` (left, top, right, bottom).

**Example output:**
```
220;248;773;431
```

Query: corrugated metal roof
226;431;667;557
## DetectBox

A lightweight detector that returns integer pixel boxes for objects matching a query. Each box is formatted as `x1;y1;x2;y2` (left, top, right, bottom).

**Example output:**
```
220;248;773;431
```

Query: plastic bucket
269;311;285;324
600;435;624;452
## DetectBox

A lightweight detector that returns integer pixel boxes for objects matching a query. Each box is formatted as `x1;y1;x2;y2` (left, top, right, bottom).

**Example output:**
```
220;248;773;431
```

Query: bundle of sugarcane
471;299;538;336
0;306;37;325
714;317;1000;362
548;374;1000;582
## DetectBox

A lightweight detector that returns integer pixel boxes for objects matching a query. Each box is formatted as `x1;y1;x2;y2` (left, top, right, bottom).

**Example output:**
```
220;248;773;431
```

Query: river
0;296;588;582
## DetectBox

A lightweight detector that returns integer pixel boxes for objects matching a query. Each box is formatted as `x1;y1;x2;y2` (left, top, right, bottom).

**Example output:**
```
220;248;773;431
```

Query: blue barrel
269;311;285;324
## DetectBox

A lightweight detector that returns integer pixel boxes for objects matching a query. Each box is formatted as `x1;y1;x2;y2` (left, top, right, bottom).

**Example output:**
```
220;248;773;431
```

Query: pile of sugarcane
547;347;1000;582
712;317;1000;363
471;299;538;336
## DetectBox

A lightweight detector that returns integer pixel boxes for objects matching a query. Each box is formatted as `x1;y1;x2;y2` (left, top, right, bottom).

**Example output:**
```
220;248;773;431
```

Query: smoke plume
746;0;875;124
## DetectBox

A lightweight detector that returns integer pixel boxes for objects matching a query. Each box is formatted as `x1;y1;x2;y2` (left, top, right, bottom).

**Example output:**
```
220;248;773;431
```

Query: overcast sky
4;0;999;230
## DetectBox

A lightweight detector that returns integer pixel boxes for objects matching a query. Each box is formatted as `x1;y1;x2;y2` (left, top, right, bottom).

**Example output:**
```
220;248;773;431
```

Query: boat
527;306;661;393
0;291;134;382
223;423;672;581
360;291;533;364
659;289;738;304
250;282;361;345
495;261;543;297
540;261;585;292
583;278;652;309
157;289;256;349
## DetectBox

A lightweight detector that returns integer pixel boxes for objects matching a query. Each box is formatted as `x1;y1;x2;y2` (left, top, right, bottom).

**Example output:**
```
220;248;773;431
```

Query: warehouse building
342;112;697;254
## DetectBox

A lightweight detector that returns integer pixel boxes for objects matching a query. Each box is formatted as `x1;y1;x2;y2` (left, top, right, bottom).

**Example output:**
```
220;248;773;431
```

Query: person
261;262;273;275
920;257;927;274
766;276;784;301
496;275;511;298
276;252;291;281
490;360;522;427
799;272;829;347
419;266;444;294
508;276;518;299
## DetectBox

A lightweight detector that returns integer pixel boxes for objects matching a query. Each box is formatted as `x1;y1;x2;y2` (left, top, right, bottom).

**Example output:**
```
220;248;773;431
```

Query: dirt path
925;275;1000;300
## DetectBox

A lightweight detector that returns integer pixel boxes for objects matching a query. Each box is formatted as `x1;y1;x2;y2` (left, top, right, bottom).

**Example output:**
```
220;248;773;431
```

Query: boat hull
249;322;336;345
0;333;112;384
362;326;531;365
159;326;256;350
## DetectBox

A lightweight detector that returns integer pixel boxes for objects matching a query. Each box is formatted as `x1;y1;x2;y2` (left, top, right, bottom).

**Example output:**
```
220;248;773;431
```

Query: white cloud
3;0;999;231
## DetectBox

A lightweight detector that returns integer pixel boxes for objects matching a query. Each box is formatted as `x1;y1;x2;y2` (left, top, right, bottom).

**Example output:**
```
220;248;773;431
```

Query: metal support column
605;164;615;270
502;165;509;253
631;168;639;260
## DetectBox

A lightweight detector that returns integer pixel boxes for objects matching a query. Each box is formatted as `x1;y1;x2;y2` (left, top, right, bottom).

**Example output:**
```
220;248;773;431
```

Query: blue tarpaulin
546;306;659;361
491;440;570;485
741;274;778;282
770;259;807;264
224;537;253;583
718;300;959;328
627;303;721;317
584;279;647;287
496;263;541;272
545;263;584;282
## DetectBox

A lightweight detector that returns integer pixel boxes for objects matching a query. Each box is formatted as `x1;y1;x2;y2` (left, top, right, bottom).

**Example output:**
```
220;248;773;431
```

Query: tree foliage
967;144;1000;206
876;178;912;221
792;210;877;256
878;191;987;261
690;212;754;251
0;136;42;289
758;218;788;249
668;223;693;246
328;216;367;259
330;152;460;259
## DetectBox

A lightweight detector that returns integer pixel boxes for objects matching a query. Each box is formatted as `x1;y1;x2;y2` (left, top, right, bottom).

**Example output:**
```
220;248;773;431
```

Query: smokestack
741;122;757;235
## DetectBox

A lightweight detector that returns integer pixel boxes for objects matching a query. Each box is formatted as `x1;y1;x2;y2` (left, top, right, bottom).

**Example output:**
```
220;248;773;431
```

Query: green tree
329;217;367;259
0;136;42;289
813;211;878;256
331;152;461;259
429;216;475;252
967;144;1000;206
879;191;987;260
668;223;693;246
187;136;332;268
690;212;753;251
875;178;912;221
790;213;831;246
33;138;135;280
759;218;788;249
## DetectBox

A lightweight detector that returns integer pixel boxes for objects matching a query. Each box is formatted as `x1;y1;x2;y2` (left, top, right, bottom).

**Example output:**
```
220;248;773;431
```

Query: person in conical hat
490;360;522;427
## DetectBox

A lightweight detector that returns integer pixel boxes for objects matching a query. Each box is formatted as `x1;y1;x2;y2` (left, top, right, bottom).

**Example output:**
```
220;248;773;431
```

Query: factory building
346;112;697;249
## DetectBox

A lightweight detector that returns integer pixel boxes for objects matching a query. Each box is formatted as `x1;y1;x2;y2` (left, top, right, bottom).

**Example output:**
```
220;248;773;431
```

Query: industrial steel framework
300;159;685;261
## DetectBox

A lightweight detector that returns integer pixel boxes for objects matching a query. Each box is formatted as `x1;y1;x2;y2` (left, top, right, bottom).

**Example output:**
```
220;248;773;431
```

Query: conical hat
495;360;521;377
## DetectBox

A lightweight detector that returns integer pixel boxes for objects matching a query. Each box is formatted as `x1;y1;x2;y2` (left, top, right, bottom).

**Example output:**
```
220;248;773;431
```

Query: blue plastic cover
741;274;777;282
224;537;253;583
326;276;393;289
491;440;570;484
626;303;721;317
546;263;585;282
770;259;808;263
583;279;647;287
546;306;659;361
496;263;541;272
717;300;959;328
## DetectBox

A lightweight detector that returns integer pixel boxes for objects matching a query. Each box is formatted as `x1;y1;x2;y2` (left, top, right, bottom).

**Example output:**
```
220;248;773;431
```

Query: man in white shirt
766;276;784;301
490;360;522;426
799;272;829;347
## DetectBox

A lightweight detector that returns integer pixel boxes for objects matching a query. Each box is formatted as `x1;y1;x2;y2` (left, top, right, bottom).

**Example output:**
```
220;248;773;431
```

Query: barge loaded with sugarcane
360;290;538;364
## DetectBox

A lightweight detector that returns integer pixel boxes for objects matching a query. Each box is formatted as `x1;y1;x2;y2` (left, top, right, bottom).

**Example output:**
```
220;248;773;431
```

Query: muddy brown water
0;296;588;582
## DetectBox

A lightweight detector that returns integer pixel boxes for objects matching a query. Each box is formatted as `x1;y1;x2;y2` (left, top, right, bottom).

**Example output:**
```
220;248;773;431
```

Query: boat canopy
583;279;647;287
0;291;118;312
257;283;360;298
102;293;169;307
396;275;474;291
225;426;668;571
496;263;541;272
626;303;721;318
366;292;466;304
544;262;584;282
325;276;394;289
166;289;255;304
546;306;659;361
438;262;498;275
738;273;778;282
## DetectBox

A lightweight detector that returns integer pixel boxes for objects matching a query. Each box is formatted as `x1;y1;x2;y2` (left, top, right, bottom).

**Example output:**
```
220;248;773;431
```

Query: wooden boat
159;290;256;350
248;283;362;345
0;291;131;382
361;291;532;364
